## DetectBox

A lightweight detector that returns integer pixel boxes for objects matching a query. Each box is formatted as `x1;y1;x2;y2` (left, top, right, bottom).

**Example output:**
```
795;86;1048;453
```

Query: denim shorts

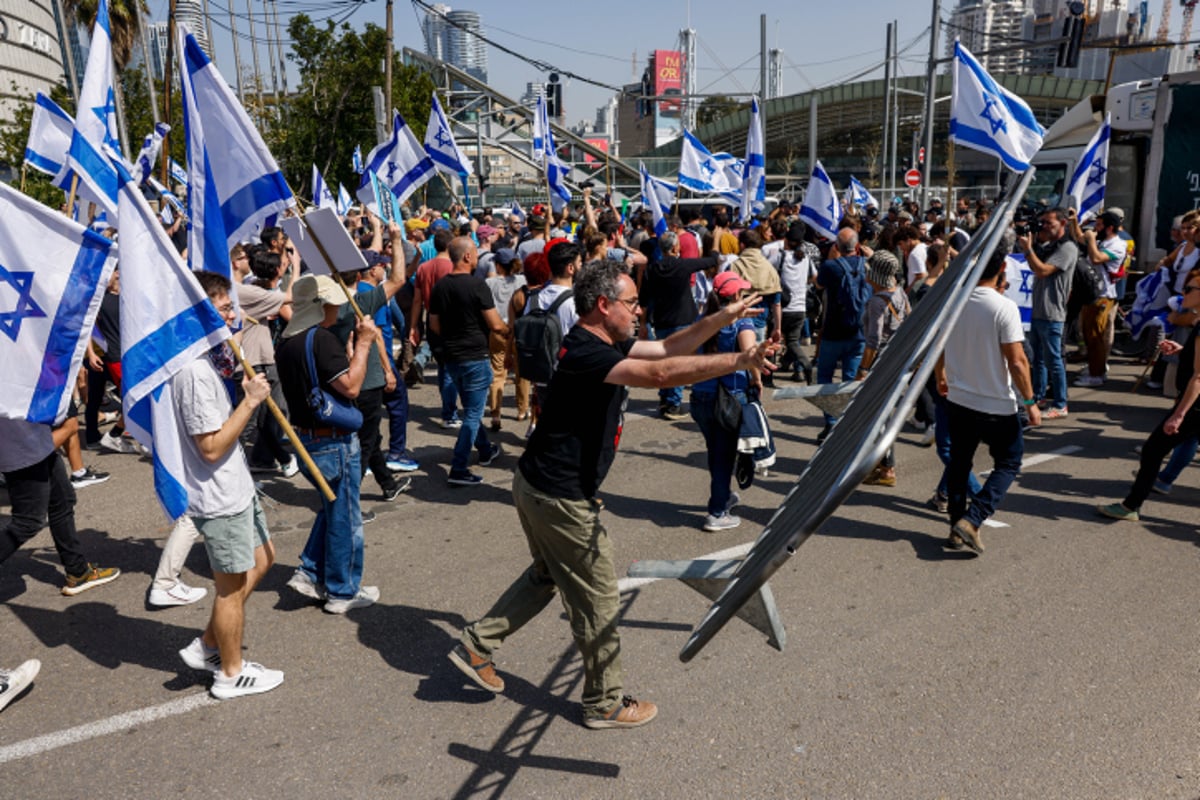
193;494;270;574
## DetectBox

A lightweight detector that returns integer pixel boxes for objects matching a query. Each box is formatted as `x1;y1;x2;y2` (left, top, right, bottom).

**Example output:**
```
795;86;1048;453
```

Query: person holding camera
1017;207;1078;419
1070;209;1127;386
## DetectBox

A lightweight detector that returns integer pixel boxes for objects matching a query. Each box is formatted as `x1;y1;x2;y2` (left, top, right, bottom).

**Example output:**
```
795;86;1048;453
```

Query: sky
144;0;951;123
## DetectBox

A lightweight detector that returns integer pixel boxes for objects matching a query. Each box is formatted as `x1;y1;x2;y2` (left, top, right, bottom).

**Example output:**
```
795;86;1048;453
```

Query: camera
1013;212;1041;238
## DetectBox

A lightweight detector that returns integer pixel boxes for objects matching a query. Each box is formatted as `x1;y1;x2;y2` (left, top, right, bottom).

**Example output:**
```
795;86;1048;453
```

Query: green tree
272;15;435;197
119;65;184;167
696;94;742;127
60;0;147;69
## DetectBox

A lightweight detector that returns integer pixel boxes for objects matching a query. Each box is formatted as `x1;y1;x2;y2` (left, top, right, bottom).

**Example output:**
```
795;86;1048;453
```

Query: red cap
713;271;752;298
545;237;572;255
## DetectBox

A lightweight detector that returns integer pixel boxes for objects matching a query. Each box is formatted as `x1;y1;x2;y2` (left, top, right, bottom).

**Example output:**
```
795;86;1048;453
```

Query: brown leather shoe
952;518;983;554
583;696;658;730
448;644;504;692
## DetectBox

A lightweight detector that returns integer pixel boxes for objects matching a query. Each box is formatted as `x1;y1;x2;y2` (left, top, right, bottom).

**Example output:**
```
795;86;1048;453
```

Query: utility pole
270;0;289;97
134;0;159;123
760;14;768;145
160;0;177;185
385;0;394;120
228;0;245;104
245;0;266;115
920;0;942;208
881;21;892;192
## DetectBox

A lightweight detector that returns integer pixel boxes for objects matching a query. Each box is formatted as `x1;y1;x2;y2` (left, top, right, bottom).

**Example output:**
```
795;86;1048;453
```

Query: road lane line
0;692;218;765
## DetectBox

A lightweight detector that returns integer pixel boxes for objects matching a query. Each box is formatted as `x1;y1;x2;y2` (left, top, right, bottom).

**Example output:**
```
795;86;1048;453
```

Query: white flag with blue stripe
1066;113;1111;222
134;123;171;185
312;164;337;210
356;110;436;210
337;183;352;215
844;176;878;211
169;158;188;186
0;181;117;425
425;93;473;177
950;40;1045;172
352;144;364;175
25;93;74;177
639;162;677;237
63;0;121;216
147;175;185;218
510;201;525;223
114;158;230;520
532;96;549;163
741;97;766;220
535;96;572;212
799;160;841;241
680;129;735;194
179;23;294;281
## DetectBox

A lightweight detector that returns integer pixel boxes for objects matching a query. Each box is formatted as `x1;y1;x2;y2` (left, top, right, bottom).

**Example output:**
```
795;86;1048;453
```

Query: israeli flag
352;144;364;175
337;183;352;215
169;158;189;187
680;129;734;194
367;170;403;223
534;96;572;212
25;93;74;177
639;162;677;237
532;96;549;163
799;160;841;241
0;181;117;425
1066;113;1111;222
161;203;174;226
356;110;436;209
425;93;473;177
741;97;766;220
312;164;337;210
510;201;525;223
62;0;120;217
133;123;171;185
147;175;185;217
845;176;878;211
179;23;294;281
114;158;230;519
950;40;1045;172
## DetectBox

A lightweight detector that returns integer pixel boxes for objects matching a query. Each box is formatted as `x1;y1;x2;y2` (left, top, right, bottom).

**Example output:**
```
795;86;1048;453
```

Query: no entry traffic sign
904;169;921;188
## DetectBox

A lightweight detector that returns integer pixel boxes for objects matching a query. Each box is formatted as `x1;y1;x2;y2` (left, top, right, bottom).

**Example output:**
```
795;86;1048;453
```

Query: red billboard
653;49;682;118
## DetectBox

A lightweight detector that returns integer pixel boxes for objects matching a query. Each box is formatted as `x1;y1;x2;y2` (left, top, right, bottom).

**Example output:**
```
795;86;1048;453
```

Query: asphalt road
1;360;1197;799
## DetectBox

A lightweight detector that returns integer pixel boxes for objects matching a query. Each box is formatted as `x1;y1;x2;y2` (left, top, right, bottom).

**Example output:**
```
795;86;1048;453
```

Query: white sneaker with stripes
179;637;222;673
210;661;284;700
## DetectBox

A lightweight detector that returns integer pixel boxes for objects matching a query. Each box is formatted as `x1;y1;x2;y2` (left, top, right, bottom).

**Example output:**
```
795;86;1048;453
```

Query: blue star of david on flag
435;126;453;149
979;92;1008;136
701;158;717;178
1088;157;1106;186
386;161;400;181
0;265;47;341
93;87;121;149
424;93;474;177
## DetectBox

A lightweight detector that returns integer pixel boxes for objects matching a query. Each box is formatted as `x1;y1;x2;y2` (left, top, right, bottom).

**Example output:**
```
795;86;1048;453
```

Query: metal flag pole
232;318;335;502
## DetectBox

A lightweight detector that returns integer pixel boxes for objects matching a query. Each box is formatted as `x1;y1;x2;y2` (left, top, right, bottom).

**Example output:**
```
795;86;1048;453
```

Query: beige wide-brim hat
282;274;348;338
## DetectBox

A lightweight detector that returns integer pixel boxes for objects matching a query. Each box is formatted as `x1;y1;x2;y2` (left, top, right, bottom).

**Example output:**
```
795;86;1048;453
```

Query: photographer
1017;207;1078;418
1069;210;1127;386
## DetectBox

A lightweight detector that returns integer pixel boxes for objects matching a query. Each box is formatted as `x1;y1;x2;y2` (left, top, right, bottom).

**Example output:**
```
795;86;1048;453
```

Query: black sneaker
382;477;412;501
816;423;833;444
661;405;687;421
479;443;503;467
70;467;110;489
361;509;377;524
447;470;484;486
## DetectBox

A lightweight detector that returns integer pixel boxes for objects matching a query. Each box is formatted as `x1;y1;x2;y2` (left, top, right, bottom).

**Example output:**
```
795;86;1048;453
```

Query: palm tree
61;0;148;69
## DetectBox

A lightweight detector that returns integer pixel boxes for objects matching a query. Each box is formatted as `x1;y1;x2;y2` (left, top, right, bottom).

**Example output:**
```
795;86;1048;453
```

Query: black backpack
514;288;574;384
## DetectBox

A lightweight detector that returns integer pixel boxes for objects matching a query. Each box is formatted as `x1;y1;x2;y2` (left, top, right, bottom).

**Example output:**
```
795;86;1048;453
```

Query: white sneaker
1073;374;1104;387
99;431;140;454
210;661;284;700
286;569;326;601
179;637;222;673
439;418;463;429
919;424;937;447
703;513;742;532
148;581;207;608
323;585;380;614
724;492;740;513
279;455;300;478
0;659;41;713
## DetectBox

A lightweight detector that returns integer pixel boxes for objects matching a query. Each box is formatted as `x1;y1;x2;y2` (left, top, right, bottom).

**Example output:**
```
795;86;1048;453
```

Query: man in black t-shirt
429;237;508;486
449;260;779;730
275;275;382;614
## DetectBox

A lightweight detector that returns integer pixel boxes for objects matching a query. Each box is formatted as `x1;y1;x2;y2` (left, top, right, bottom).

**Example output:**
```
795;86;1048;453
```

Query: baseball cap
404;218;429;232
494;248;517;265
713;271;752;298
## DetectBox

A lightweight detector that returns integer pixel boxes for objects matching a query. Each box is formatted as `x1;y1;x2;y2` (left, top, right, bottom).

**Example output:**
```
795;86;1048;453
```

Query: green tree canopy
696;95;742;127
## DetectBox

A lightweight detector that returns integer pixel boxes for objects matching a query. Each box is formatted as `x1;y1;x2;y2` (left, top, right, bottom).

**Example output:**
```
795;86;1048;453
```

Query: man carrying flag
0;181;121;596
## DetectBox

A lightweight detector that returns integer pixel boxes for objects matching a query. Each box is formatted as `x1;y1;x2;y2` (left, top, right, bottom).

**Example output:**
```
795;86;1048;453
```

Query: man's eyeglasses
1184;284;1200;294
614;296;640;312
215;302;236;315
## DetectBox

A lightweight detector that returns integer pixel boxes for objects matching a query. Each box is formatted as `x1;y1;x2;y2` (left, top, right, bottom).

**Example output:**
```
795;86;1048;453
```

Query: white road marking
0;692;218;765
979;444;1083;478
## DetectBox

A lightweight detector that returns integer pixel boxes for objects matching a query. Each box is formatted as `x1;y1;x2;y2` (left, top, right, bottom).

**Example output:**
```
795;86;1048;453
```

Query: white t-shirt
1097;235;1128;300
945;287;1025;416
171;356;255;518
906;242;929;286
1172;247;1200;293
761;239;786;270
0;419;55;473
526;282;578;334
780;249;816;313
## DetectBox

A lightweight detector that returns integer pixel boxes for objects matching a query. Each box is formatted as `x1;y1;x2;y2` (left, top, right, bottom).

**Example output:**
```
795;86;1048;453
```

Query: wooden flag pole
20;163;27;194
65;174;80;219
227;328;335;502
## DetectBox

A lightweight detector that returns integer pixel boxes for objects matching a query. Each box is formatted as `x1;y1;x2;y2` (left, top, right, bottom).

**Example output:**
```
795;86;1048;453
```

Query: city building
143;21;169;82
176;0;211;58
0;0;69;122
945;0;1030;74
422;4;487;83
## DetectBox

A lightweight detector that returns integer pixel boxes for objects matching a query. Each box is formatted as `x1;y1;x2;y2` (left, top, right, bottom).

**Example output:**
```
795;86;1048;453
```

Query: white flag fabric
425;93;473;176
25;93;74;177
680;130;735;194
312;164;337;210
179;23;294;281
337;183;352;215
950;40;1045;172
799;160;842;241
147;175;185;217
510;201;525;223
161;203;174;225
532;96;549;163
535;95;572;212
0;181;118;425
640;162;677;237
845;176;879;211
352;144;364;175
1065;113;1111;222
741;97;767;220
134;123;171;185
62;0;121;216
114;158;230;519
169;158;188;186
356;110;436;210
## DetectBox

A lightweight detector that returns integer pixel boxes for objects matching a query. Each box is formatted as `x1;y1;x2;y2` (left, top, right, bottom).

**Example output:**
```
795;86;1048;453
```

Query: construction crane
1156;0;1173;41
1182;0;1199;44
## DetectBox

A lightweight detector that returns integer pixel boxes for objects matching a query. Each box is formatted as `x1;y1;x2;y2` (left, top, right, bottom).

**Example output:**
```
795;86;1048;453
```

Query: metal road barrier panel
669;168;1036;663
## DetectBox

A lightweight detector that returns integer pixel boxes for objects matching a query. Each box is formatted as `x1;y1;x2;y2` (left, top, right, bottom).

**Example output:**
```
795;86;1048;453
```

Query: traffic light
546;73;562;118
1057;1;1086;69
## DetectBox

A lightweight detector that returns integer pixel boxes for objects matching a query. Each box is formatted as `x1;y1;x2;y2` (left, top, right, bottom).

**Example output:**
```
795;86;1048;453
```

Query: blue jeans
297;434;365;601
816;337;865;425
436;359;460;424
654;325;687;408
445;359;493;473
1160;434;1199;486
384;377;409;460
934;394;983;498
946;401;1023;529
1028;319;1067;409
690;390;742;515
